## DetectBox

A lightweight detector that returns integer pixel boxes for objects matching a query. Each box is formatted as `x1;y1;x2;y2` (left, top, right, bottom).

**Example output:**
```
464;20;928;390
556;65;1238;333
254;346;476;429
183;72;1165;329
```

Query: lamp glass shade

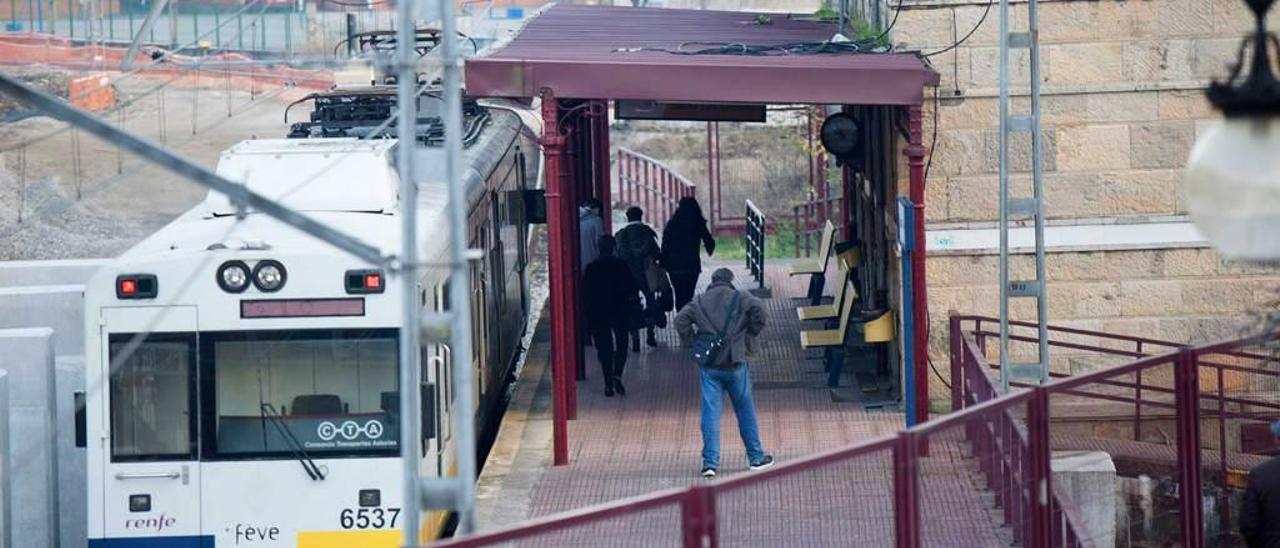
1182;116;1280;260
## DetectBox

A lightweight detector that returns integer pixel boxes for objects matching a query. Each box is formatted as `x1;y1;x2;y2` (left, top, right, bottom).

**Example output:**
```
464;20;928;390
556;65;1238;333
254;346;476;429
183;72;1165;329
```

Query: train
81;84;539;546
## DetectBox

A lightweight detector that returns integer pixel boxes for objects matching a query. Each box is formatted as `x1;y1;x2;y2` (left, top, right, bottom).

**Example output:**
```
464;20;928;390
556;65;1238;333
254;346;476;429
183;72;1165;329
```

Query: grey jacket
675;281;766;369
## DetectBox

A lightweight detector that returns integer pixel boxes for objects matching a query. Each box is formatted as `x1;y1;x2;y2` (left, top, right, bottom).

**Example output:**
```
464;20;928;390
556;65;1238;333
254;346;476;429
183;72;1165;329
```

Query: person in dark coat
661;197;716;312
1242;421;1280;548
581;236;641;396
615;206;661;350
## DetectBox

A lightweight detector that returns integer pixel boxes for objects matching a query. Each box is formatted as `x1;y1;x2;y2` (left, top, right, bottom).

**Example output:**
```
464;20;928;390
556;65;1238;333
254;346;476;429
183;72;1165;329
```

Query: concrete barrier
0;286;84;356
0;369;9;548
1053;450;1117;548
55;356;85;548
0;329;58;548
0;260;103;288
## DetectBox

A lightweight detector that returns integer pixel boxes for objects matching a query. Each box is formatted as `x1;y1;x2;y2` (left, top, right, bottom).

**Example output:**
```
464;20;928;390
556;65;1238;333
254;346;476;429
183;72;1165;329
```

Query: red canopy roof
466;4;939;106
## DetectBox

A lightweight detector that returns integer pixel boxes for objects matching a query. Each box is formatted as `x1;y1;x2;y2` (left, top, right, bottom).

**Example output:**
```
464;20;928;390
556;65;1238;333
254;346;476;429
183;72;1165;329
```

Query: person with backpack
674;267;773;478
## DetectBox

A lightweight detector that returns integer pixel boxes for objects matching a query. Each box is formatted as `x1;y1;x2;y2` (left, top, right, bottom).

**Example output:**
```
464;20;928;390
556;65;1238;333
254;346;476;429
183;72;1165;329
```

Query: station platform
474;261;1011;546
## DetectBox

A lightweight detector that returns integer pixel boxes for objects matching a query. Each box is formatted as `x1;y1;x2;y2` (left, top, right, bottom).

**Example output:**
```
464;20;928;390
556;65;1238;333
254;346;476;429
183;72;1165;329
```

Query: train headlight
217;261;251;293
252;260;287;292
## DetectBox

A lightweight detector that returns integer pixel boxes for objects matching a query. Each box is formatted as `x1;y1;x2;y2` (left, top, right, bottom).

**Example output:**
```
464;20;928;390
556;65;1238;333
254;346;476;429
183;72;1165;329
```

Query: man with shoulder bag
675;268;773;478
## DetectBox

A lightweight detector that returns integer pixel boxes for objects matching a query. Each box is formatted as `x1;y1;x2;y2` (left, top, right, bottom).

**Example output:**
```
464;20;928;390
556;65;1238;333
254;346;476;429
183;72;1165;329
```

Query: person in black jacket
661;197;716;312
581;236;641;396
616;206;661;350
1242;421;1280;548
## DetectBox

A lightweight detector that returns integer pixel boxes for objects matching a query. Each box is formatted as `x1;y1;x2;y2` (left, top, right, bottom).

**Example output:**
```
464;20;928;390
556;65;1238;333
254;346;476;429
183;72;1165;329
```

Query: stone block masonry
898;0;1280;408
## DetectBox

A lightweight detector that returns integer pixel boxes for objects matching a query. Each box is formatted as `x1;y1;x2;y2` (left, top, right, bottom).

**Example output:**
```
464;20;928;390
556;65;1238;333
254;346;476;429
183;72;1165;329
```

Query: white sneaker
749;455;775;471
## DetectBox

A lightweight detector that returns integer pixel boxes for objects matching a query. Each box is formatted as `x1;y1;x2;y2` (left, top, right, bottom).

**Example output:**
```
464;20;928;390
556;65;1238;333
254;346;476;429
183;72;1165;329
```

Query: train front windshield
109;329;401;462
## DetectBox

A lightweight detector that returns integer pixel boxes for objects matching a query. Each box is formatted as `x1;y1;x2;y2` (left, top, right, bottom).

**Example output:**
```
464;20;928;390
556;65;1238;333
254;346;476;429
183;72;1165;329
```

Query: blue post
214;11;220;48
897;197;917;427
35;0;43;33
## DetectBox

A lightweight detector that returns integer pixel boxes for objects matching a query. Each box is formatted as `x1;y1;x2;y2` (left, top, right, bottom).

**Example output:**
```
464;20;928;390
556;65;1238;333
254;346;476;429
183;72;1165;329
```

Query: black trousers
592;325;629;386
670;272;700;312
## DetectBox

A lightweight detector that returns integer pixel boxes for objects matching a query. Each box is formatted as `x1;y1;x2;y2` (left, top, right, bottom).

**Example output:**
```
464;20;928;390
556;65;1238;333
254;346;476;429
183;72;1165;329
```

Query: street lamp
1183;0;1280;261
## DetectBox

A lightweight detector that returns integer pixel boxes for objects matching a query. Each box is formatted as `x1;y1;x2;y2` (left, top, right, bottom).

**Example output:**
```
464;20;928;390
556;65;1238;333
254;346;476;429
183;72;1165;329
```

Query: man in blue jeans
675;268;773;478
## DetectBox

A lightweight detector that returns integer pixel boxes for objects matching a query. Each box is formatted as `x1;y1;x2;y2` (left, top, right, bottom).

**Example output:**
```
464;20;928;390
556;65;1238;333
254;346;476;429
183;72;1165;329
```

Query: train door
470;223;489;405
430;282;453;477
489;191;506;370
99;306;203;544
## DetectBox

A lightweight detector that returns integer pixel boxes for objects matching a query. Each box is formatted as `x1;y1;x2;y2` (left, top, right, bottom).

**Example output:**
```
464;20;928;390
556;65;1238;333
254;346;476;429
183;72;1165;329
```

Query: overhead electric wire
922;0;994;58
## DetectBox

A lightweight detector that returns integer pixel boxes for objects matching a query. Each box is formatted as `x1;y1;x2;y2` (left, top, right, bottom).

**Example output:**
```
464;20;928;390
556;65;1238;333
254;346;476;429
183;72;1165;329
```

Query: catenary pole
395;0;424;547
440;0;478;533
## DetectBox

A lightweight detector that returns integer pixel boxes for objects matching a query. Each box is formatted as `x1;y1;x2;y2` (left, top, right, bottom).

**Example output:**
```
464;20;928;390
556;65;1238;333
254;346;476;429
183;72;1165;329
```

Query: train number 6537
339;507;401;529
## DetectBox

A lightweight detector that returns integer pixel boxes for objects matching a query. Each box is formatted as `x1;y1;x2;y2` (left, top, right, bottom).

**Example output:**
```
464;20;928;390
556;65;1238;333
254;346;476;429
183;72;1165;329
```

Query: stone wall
893;0;1280;406
896;0;1272;222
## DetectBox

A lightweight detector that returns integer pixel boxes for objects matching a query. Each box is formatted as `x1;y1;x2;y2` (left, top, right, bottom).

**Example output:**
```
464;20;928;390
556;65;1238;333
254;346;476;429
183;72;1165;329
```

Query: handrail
433;487;692;547
616;146;695;231
953;313;1280;547
791;194;842;257
744;200;767;292
443;314;1277;548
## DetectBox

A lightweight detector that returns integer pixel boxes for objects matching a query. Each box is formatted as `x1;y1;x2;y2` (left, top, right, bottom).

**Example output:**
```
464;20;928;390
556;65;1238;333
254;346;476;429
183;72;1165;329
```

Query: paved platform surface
474;261;1010;546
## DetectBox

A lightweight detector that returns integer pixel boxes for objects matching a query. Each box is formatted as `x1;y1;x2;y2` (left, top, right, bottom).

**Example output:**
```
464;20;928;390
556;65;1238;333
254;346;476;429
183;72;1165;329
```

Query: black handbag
689;292;740;368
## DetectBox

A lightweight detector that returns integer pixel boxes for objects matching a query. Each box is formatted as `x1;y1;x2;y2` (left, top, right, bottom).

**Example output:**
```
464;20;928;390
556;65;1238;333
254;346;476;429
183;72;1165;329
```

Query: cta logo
317;419;384;441
125;514;175;532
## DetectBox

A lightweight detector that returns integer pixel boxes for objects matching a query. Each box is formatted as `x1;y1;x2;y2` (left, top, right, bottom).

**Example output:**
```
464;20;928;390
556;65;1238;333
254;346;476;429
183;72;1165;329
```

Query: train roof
110;109;526;268
203;138;399;217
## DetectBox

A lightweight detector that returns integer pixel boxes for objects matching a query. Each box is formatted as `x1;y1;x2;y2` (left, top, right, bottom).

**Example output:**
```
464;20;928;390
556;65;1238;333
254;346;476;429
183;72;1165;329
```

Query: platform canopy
466;4;939;106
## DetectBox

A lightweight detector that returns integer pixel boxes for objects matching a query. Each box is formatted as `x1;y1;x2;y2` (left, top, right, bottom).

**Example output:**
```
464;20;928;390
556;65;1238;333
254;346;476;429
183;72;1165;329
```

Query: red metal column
713;122;722;227
892;431;920;548
1028;387;1052;548
569;109;587;389
1175;349;1204;546
905;105;929;427
595;101;613;233
563;108;583;410
706;122;717;228
539;89;569;465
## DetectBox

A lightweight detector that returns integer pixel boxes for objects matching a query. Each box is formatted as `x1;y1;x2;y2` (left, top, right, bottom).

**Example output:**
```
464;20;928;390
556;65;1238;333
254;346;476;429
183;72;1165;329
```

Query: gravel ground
0;69;295;260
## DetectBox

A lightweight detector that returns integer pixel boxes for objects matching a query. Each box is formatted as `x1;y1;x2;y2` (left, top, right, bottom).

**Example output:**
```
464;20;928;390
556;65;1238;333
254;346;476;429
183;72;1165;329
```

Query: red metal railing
953;314;1280;547
791;194;841;257
616;147;695;231
436;314;1277;548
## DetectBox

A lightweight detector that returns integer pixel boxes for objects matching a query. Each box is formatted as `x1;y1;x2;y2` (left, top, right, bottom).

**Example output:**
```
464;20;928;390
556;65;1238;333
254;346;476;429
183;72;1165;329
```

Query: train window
109;334;197;461
201;329;400;459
